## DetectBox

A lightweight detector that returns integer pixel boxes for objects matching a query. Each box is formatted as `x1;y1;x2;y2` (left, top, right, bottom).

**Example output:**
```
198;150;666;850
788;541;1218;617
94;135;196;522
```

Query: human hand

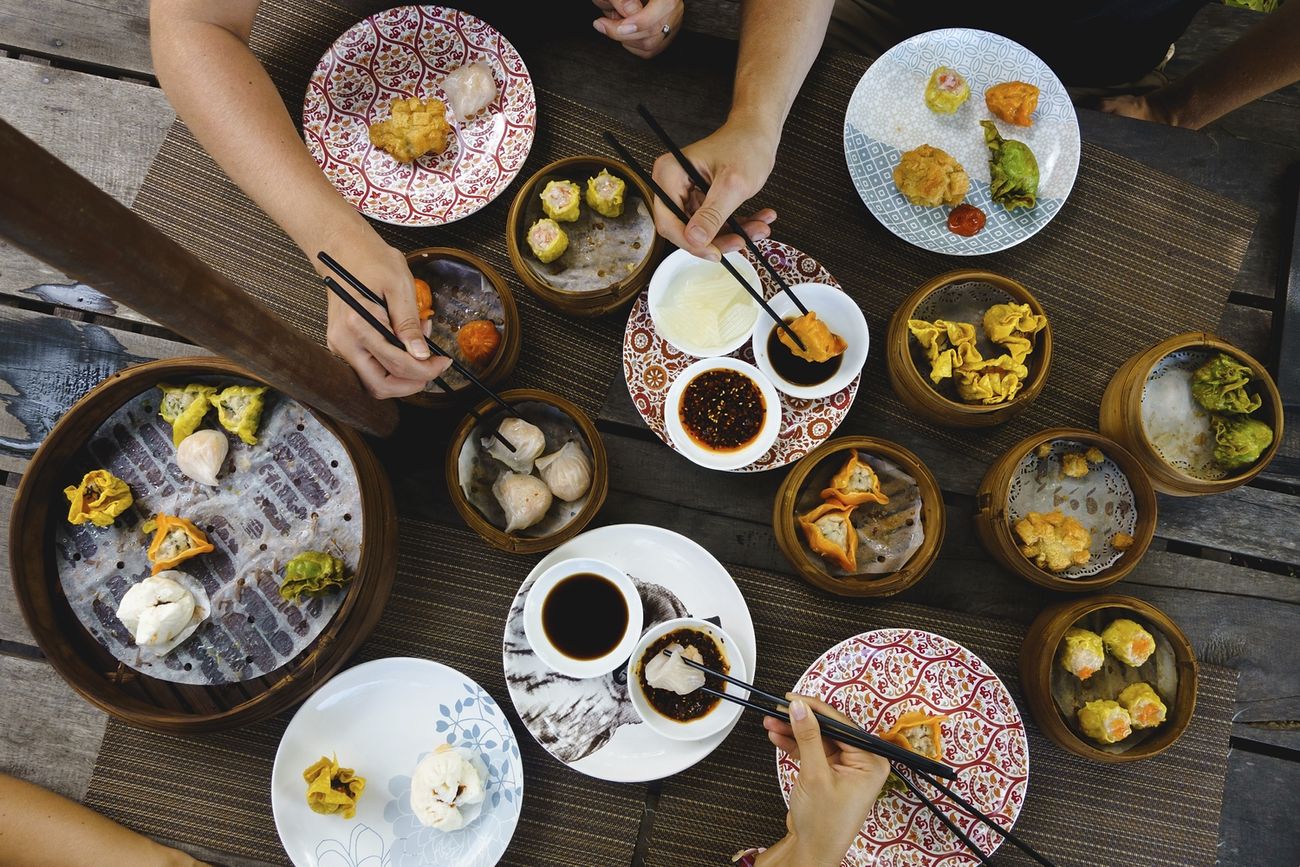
650;118;778;261
592;0;684;59
316;226;451;399
1096;91;1178;127
762;694;890;867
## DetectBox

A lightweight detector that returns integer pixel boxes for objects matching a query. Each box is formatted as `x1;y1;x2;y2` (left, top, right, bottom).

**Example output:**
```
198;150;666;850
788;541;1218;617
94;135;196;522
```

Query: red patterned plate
777;629;1029;867
623;241;860;472
303;5;536;227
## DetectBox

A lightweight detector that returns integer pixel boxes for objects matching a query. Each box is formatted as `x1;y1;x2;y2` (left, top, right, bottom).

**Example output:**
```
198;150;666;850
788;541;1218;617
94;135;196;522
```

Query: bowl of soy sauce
522;557;644;679
751;282;870;400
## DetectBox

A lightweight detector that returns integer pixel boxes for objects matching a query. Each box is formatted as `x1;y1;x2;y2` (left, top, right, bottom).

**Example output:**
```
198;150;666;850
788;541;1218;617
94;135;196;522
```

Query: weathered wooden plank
0;306;205;475
0;57;172;320
0;0;153;77
1218;748;1300;866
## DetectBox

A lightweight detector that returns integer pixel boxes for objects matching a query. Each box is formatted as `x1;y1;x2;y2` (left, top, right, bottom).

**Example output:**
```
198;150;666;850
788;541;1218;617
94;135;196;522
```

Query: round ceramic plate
624;240;861;472
272;658;523;867
844;28;1080;255
777;629;1029;867
303;5;536;226
502;524;757;781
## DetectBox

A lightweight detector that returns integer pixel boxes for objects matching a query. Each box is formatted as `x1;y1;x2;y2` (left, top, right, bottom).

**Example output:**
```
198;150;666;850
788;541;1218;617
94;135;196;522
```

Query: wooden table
1;2;1298;865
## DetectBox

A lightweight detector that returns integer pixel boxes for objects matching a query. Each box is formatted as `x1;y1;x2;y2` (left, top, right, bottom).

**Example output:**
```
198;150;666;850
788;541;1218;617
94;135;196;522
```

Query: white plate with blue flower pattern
844;28;1080;255
271;657;523;867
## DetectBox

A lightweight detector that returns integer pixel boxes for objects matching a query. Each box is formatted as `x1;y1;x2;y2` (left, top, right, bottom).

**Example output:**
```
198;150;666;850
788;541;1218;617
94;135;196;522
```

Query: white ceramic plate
502;524;757;781
272;657;523;867
843;28;1080;255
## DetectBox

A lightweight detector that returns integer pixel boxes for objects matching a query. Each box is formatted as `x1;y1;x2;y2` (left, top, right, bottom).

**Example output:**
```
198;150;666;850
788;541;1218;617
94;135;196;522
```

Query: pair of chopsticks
601;129;807;353
316;251;519;452
678;655;1057;867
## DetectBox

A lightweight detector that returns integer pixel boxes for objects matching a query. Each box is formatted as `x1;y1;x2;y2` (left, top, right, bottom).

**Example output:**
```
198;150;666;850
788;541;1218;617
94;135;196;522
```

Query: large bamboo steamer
9;358;396;733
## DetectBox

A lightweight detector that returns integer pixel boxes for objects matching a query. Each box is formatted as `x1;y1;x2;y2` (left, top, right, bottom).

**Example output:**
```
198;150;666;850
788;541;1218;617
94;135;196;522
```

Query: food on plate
1061;451;1090;479
1077;699;1132;745
983;303;1048;365
908;303;1047;406
1118;682;1167;729
1059;626;1105;681
924;66;970;114
116;571;211;653
146;514;215;575
1035;443;1054;459
882;710;948;760
637;627;727;721
908;319;980;383
767;316;844;387
411;745;488;832
485;417;546;473
158;382;217;446
540;179;582;223
798;500;859;572
209;384;268;446
892;145;969;208
535;441;592;502
280;551;350;602
586;168;626;218
980;121;1039;210
303;755;366;819
492;471;553;532
64;469;133;527
1191;353;1262;415
947;203;986;236
456;319;501;366
1014;510;1091;572
526;218;569;263
777;311;847;364
368;97;451;163
1101;618;1156;667
175;429;228;487
441;60;497;120
1111;532;1136;551
679;369;767;452
985;81;1040;126
414;277;434;322
653;264;760;353
821;449;889;506
1211;415;1273;471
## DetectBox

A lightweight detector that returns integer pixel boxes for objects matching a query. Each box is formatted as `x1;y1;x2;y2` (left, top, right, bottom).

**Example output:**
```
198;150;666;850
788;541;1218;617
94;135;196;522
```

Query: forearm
753;832;840;867
729;0;835;145
1157;1;1300;129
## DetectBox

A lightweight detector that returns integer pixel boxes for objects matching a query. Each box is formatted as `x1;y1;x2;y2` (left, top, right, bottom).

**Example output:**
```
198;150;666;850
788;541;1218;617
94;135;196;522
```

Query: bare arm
150;0;450;398
1101;1;1300;129
651;0;835;259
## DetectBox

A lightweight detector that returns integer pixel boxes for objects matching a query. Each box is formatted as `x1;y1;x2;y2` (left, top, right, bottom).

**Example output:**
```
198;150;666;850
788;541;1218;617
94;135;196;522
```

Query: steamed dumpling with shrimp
535;441;592;502
484;417;546;473
175;429;228;487
645;644;706;695
441;61;497;120
493;472;552;533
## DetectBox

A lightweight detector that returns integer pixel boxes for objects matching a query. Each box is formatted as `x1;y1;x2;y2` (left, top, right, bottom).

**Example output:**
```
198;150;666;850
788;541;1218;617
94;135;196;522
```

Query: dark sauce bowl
628;617;748;742
751;282;869;400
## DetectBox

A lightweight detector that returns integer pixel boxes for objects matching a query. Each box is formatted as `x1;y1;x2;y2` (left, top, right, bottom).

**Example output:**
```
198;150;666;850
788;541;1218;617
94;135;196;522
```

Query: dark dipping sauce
637;628;728;722
542;573;629;660
679;369;765;452
766;318;842;386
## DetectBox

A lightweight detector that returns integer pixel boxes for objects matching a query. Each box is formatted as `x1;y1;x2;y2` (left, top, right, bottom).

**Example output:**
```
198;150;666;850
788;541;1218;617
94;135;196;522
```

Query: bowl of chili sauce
663;357;782;470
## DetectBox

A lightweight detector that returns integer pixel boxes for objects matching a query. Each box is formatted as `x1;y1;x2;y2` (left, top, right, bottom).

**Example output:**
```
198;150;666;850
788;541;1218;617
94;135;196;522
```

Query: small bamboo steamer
8;357;397;733
1020;594;1198;762
402;247;521;409
506;155;665;317
974;428;1157;592
773;436;945;597
1099;331;1283;496
446;388;609;554
886;269;1052;427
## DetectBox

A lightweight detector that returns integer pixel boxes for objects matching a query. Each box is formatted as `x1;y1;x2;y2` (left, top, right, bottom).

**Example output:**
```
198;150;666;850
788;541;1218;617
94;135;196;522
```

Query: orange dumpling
984;81;1040;127
821;449;889;506
797;500;858;572
778;312;847;363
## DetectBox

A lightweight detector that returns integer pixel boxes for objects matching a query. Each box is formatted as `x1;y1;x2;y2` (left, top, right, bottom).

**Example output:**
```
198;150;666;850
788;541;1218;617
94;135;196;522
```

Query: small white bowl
663;357;781;471
522;558;644;679
751;282;870;400
628;617;747;742
648;249;762;358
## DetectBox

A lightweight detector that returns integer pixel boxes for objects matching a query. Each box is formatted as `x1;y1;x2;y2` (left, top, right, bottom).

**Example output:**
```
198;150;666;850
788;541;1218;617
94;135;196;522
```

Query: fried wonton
983;302;1046;366
1014;510;1092;572
798;500;858;572
64;469;133;528
368;97;452;163
907;319;981;384
303;755;366;819
953;354;1029;404
778;311;848;363
892;145;969;207
821;449;889;506
984;81;1040;127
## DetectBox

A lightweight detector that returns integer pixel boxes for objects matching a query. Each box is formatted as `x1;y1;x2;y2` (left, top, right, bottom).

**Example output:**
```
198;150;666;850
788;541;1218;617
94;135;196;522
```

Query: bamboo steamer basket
402;247;521;409
8;358;396;733
446;388;608;553
506;155;665;317
1020;594;1198;762
886;270;1052;427
1099;331;1283;496
974;428;1157;592
773;436;945;597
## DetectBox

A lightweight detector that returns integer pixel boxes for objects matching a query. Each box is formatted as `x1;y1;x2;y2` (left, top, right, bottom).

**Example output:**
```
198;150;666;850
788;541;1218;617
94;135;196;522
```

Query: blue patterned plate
271;657;523;867
844;28;1080;255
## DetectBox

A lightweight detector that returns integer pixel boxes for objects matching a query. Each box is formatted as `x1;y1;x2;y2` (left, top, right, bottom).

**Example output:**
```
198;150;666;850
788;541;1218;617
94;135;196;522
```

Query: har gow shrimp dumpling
441;61;497;120
175;429;228;487
485;417;546;473
535;440;592;502
493;472;553;533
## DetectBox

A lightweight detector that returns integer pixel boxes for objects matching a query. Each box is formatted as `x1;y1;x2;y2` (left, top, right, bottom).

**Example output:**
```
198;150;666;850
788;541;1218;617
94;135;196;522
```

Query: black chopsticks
635;102;808;317
601;131;806;353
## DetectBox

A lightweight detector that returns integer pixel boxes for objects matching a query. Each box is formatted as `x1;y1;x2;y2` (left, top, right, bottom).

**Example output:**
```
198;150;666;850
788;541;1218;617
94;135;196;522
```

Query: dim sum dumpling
492;472;552;533
175;429;228;487
535;441;592;502
645;644;705;695
484;417;546;473
442;61;497;120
